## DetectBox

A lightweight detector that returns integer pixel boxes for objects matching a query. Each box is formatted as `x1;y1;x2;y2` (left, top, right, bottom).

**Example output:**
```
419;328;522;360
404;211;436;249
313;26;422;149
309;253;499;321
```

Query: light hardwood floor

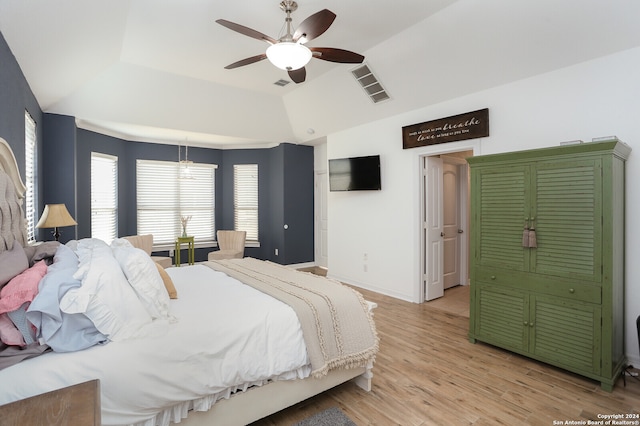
251;284;640;425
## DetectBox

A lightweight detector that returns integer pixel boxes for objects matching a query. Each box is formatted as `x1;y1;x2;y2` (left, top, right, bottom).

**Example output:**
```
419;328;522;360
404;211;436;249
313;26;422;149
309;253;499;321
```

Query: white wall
326;47;640;365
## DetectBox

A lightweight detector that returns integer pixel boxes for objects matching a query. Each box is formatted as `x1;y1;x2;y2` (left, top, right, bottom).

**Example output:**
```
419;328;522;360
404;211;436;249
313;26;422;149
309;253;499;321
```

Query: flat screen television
328;155;381;191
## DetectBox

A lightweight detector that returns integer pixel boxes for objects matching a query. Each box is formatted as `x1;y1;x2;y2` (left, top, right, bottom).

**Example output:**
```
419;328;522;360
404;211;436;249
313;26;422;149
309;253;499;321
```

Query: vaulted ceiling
1;0;638;148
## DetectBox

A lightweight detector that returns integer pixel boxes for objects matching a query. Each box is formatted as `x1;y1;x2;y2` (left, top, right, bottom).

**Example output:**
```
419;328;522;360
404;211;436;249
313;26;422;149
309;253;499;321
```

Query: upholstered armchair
123;234;172;268
208;230;246;261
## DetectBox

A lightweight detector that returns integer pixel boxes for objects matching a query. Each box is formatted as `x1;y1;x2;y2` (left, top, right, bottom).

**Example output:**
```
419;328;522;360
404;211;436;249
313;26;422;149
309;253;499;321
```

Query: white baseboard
327;273;415;303
286;261;317;269
626;354;640;369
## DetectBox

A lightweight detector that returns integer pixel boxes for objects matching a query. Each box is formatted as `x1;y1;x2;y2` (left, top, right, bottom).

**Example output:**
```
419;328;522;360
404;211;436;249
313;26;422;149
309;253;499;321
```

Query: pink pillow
0;313;25;346
0;260;47;315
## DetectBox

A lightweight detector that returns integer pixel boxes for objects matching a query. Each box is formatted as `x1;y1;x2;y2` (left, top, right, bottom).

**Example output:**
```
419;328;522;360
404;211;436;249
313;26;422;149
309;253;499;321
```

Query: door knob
458;229;464;233
440;232;445;237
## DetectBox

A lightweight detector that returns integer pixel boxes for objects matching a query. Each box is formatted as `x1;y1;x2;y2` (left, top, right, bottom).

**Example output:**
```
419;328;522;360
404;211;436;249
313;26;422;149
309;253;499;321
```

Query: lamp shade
266;42;312;70
36;204;77;228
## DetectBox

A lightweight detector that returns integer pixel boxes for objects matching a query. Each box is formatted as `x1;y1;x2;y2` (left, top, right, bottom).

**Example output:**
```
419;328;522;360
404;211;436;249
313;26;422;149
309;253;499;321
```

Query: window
91;153;118;244
24;111;37;243
137;159;217;246
234;164;258;241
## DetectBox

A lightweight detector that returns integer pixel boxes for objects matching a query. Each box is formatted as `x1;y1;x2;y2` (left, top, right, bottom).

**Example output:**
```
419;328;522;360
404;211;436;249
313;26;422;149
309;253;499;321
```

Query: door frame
418;145;477;303
442;155;469;290
314;170;328;268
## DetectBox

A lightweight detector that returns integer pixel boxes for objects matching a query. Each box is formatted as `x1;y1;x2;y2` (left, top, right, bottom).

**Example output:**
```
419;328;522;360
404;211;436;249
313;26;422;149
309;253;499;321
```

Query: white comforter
0;264;310;426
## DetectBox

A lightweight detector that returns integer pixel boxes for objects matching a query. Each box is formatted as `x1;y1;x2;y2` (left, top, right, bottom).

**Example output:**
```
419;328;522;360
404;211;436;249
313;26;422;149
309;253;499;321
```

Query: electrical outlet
364;264;368;272
169;249;174;257
363;253;368;261
275;248;279;256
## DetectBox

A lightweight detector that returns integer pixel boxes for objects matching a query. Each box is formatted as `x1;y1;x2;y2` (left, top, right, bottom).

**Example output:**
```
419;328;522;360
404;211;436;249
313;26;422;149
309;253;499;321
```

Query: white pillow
110;238;174;321
60;238;152;341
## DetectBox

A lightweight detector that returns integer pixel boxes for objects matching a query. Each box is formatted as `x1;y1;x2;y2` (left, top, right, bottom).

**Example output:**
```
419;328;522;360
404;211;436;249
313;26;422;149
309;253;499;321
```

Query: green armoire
467;139;631;391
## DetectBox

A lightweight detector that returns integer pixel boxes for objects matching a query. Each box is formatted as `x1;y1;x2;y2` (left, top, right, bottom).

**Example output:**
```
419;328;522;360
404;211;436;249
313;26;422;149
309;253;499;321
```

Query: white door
314;171;328;268
442;162;461;289
423;156;444;301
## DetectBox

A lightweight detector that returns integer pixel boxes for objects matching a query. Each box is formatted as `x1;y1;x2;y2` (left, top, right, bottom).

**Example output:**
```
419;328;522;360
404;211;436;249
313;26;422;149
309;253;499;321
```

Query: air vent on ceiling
351;64;390;103
274;79;291;87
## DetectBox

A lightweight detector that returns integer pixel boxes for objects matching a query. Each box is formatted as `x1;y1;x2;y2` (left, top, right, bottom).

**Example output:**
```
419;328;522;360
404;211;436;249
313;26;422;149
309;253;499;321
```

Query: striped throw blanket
205;258;379;378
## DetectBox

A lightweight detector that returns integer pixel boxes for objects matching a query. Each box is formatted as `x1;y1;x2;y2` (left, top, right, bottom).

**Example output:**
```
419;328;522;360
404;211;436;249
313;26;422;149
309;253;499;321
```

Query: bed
0;137;378;426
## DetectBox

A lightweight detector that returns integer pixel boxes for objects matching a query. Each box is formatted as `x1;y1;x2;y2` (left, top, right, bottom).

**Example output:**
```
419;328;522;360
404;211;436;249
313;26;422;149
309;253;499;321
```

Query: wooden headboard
0;137;28;251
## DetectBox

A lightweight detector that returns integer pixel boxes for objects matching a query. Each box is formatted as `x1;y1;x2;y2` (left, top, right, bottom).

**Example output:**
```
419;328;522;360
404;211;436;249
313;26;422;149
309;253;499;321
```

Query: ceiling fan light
266;42;312;70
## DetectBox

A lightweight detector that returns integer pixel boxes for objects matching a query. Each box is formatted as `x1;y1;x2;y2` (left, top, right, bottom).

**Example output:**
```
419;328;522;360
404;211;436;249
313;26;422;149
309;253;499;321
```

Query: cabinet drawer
474;268;601;304
533;279;601;304
473;268;529;289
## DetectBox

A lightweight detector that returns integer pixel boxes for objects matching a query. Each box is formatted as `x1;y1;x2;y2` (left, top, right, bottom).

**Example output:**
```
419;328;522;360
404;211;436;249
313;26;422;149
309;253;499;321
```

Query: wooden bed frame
0;136;375;426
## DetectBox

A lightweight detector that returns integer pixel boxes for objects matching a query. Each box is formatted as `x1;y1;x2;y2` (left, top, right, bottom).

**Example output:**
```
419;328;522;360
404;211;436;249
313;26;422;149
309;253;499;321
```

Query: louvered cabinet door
473;165;529;273
530;159;602;283
474;283;528;352
530;295;601;375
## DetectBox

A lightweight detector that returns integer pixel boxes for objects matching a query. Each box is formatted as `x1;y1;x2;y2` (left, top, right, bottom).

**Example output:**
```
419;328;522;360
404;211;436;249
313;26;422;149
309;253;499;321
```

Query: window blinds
24;111;37;243
233;164;258;241
91;153;118;244
137;159;217;246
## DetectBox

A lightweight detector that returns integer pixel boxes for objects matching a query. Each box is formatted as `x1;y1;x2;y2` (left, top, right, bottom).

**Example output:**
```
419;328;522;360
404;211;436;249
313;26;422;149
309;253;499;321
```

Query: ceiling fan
216;0;365;84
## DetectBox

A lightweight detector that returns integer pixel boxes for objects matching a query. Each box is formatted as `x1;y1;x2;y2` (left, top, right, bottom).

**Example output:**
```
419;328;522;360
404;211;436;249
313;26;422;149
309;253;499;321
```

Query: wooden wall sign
402;108;489;149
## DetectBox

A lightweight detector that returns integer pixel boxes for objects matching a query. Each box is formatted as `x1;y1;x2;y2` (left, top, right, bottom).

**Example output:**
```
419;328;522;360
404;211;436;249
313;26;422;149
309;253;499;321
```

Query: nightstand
174;236;195;266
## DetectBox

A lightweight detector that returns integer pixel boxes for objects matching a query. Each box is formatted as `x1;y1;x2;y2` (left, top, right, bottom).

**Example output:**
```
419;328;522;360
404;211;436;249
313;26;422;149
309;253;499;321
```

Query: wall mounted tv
328;155;381;191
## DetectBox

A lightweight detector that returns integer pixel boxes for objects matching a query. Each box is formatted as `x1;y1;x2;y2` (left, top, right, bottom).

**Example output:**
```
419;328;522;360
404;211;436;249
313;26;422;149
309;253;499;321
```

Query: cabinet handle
524;321;528;326
530;322;534;327
569;288;575;294
490;275;496;280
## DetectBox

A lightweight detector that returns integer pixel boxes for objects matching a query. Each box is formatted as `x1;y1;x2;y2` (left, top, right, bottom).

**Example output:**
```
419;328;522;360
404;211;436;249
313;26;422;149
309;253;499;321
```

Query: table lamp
36;203;77;241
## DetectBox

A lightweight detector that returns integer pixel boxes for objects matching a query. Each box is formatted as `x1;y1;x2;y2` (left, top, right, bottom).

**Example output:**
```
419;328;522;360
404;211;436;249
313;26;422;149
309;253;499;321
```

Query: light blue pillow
50;243;79;272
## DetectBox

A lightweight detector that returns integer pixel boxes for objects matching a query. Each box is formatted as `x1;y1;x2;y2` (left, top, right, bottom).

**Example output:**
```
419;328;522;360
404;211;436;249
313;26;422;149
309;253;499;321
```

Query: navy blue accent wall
269;145;286;262
282;143;314;264
0;30;44;232
266;144;315;264
41;114;78;242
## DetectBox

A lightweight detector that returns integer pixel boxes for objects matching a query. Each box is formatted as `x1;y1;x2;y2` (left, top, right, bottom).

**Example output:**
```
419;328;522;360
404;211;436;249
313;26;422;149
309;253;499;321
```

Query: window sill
153;240;260;251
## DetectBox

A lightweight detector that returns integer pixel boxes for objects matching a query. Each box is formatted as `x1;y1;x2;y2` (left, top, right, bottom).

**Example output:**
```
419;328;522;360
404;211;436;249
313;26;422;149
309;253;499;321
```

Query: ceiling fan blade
310;47;365;64
224;53;268;69
288;67;306;84
216;19;277;44
293;9;336;43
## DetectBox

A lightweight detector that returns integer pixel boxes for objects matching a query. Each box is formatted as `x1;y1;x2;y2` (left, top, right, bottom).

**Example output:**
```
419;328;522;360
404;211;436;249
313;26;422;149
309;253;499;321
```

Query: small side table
174;236;195;266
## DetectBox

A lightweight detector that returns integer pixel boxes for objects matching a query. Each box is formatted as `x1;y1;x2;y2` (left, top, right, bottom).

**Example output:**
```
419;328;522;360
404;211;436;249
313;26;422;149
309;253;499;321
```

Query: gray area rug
293;406;357;426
